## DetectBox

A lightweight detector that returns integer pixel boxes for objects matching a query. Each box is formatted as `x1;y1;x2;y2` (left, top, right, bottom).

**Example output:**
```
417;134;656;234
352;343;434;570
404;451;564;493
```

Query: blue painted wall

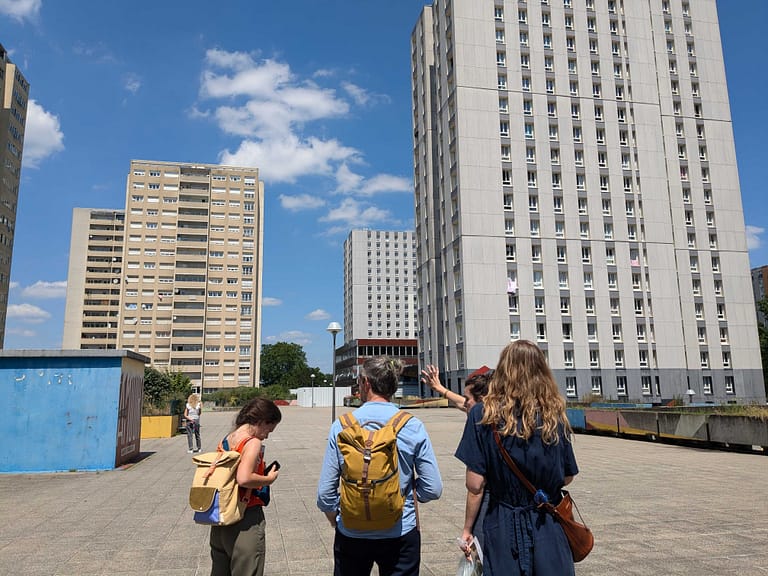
0;353;144;473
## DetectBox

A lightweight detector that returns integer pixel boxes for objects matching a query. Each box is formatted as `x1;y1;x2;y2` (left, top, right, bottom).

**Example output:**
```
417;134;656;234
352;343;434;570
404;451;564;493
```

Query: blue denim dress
455;403;578;576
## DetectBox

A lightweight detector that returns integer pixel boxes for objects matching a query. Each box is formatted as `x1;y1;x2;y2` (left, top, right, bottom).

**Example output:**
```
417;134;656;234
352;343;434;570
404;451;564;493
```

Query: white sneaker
187;449;194;453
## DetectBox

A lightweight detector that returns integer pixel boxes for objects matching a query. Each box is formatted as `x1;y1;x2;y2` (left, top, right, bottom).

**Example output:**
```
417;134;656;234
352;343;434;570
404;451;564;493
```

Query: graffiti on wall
116;370;143;465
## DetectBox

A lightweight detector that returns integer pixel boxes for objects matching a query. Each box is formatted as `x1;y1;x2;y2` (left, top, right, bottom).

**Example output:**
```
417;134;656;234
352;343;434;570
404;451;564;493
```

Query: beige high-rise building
0;44;29;347
412;0;764;402
62;209;125;349
64;160;265;392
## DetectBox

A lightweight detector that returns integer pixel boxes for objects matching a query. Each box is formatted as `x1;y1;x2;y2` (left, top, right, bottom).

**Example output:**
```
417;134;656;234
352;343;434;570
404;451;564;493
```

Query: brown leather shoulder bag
493;429;594;562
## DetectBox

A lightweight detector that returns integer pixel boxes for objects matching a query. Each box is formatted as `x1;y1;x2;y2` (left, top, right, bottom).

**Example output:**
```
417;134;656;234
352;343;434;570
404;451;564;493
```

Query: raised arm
420;364;467;411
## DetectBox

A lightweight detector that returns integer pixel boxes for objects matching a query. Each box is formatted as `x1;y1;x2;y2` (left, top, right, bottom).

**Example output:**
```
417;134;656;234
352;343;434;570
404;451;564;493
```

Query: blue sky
1;0;766;372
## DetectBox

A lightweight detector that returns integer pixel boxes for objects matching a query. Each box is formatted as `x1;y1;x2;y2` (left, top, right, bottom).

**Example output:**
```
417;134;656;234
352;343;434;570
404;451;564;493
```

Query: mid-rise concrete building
343;230;418;341
64;160;265;392
411;0;764;403
62;209;125;349
0;44;29;347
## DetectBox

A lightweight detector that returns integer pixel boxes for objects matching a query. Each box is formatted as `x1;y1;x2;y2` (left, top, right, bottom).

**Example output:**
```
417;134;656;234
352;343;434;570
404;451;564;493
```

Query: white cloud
279;193;326;212
187;106;210;119
335;163;364;194
220;135;357;183
0;0;40;22
123;73;142;94
21;280;67;299
7;303;50;323
313;68;335;79
9;281;19;289
341;82;389;107
198;50;382;184
6;327;37;338
262;297;283;307
746;225;764;250
342;82;371;106
360;174;411;196
23;100;65;168
306;309;330;321
200;53;348;139
268;330;313;346
320;198;393;230
72;41;116;64
334;164;410;197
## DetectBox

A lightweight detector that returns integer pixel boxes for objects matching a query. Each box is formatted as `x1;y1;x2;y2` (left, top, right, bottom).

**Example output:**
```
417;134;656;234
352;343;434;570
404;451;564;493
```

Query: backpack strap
387;410;413;434
339;413;358;430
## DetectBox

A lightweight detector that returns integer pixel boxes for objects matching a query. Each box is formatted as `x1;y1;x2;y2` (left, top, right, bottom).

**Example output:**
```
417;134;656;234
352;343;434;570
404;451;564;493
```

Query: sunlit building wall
411;0;763;402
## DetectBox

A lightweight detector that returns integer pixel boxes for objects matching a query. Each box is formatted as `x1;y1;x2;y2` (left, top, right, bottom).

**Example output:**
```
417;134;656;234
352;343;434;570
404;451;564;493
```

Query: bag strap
339;413;357;430
387;410;413;434
492;429;537;496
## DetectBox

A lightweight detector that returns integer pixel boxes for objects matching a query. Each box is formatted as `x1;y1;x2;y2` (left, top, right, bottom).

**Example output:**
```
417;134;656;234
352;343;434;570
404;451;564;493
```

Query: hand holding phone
264;460;281;475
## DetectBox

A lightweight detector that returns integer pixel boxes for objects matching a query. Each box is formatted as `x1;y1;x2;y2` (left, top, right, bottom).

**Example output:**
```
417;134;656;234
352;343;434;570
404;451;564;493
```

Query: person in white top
184;393;202;453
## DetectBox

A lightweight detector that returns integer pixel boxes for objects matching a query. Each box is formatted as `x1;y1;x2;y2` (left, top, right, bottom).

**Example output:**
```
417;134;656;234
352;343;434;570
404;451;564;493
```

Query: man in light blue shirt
317;356;443;576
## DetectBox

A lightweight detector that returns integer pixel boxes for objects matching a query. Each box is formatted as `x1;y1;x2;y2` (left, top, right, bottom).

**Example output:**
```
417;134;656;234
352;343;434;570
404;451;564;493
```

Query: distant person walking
185;393;203;453
317;356;443;576
210;397;282;576
455;340;580;576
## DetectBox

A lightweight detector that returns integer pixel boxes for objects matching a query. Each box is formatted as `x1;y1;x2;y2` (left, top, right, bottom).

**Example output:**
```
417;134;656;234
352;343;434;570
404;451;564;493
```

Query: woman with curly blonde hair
455;340;579;575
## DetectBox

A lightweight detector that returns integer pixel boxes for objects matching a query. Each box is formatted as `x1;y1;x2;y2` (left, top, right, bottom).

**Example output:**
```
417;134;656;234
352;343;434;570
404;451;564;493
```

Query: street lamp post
686;388;696;406
310;373;316;408
326;322;342;423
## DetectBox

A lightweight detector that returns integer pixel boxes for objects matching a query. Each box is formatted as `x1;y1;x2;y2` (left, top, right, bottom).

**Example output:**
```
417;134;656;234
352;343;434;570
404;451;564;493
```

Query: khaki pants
210;506;265;576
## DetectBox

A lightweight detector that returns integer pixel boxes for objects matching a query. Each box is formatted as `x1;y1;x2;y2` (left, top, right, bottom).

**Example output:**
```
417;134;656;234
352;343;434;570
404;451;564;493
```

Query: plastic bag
456;536;483;576
456;555;482;576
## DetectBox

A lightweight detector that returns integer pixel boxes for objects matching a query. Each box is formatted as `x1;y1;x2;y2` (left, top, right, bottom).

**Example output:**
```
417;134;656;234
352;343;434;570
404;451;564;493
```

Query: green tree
260;342;310;389
166;369;192;397
143;366;171;408
758;299;768;396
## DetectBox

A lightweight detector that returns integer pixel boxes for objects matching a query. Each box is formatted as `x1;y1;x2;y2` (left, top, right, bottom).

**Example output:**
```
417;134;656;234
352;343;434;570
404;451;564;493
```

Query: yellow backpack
337;411;413;531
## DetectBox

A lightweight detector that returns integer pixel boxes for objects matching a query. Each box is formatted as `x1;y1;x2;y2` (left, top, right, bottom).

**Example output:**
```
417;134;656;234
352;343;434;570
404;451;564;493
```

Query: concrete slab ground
0;407;765;575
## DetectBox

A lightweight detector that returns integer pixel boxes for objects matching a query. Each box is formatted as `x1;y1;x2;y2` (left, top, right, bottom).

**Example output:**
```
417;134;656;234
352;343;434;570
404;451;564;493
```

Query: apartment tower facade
343;229;418;341
62;160;265;393
412;0;764;402
62;209;125;349
0;44;29;347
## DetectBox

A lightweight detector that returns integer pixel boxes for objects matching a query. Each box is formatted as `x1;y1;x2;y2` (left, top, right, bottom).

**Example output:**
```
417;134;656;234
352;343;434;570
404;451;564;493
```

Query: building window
565;376;577;397
641;376;652;395
702;376;713;395
616;376;627;396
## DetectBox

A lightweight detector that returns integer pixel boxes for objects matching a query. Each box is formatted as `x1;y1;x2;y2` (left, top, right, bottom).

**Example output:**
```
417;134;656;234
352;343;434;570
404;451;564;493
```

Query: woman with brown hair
455;340;579;576
209;397;282;576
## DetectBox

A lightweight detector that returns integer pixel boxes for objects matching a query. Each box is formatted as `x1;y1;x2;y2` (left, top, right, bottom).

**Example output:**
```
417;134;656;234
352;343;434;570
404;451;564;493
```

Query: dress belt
494;500;537;576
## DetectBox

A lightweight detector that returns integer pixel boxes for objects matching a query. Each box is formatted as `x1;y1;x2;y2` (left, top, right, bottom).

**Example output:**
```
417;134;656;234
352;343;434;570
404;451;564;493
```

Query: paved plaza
0;406;766;575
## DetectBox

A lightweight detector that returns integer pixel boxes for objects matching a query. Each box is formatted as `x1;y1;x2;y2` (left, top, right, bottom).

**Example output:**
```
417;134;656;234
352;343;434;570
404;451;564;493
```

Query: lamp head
326;321;342;335
686;389;696;396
